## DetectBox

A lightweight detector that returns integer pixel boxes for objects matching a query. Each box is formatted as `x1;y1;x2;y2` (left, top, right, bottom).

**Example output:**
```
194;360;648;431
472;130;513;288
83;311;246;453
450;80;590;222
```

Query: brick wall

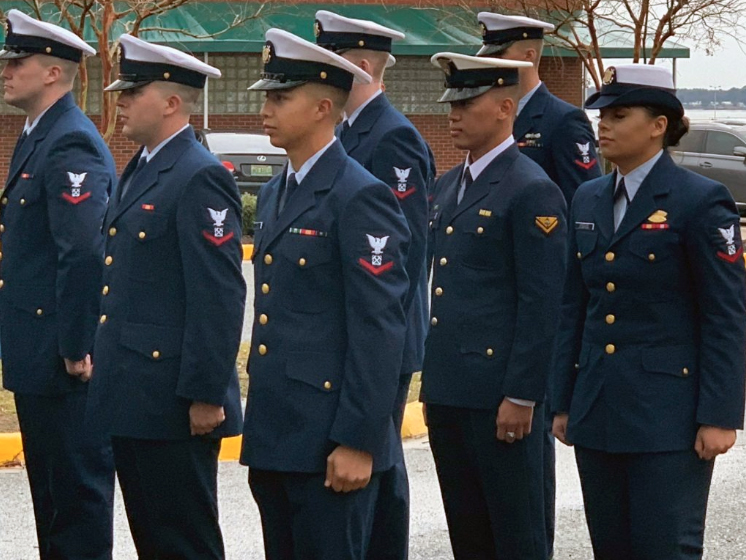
0;56;584;179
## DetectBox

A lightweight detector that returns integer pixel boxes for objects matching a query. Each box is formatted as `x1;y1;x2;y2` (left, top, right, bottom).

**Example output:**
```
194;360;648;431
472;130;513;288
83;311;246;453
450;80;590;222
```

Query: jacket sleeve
44;131;112;361
369;127;430;313
329;182;410;455
175;163;247;405
551;197;591;414
551;109;602;204
501;179;568;402
686;184;746;429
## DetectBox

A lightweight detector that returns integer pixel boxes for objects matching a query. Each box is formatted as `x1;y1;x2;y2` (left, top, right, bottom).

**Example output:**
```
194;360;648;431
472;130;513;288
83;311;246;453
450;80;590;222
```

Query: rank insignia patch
479;209;492;217
359;234;394;276
62;171;92;204
716;224;743;263
392;167;416;199
203;207;234;246
535;216;559;235
574;142;597;170
647;210;668;223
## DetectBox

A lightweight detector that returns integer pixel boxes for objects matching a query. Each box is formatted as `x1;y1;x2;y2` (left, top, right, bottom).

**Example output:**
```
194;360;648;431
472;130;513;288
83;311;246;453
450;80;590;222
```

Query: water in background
584;108;746;137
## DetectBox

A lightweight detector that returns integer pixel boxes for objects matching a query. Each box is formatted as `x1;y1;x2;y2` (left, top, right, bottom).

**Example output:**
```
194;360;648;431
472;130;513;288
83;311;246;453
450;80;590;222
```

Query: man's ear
43;64;62;85
164;93;183;116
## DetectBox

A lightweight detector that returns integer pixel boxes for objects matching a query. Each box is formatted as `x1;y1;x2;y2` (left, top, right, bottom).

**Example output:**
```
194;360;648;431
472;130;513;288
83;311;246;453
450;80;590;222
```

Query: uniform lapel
4;93;76;190
451;144;520;221
611;153;673;245
513;84;548;142
342;93;388;154
437;165;465;226
262;141;345;248
108;128;194;224
592;173;616;244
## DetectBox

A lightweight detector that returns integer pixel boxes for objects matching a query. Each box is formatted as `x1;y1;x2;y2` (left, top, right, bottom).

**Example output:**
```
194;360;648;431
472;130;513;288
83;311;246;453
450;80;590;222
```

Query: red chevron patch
203;230;235;247
61;191;92;205
574;158;598;170
358;258;394;276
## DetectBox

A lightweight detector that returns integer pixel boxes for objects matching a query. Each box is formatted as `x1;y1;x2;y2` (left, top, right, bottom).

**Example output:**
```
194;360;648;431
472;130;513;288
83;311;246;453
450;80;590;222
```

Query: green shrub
241;193;257;236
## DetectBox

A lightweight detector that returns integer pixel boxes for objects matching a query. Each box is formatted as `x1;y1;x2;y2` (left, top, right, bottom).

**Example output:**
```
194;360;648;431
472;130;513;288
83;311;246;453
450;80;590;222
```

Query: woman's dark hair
642;106;689;148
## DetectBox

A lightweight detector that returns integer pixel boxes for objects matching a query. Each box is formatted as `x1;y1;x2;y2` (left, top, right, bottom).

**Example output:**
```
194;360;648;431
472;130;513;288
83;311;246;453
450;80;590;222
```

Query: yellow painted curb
0;433;24;465
219;434;243;461
401;402;427;439
243;244;254;261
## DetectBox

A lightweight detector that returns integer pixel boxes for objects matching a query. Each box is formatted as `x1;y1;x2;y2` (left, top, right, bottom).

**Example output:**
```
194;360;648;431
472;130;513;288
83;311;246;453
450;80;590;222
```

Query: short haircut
37;54;79;86
153;81;202;114
304;82;350;120
341;49;389;81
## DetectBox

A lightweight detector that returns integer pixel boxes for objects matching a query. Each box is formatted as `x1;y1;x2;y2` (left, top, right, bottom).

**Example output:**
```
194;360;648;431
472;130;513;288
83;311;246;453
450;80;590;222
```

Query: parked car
670;121;746;215
195;130;287;195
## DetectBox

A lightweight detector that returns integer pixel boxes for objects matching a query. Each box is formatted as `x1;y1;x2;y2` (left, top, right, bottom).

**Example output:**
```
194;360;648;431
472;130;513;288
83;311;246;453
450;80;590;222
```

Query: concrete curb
0;403;427;465
243;244;254;261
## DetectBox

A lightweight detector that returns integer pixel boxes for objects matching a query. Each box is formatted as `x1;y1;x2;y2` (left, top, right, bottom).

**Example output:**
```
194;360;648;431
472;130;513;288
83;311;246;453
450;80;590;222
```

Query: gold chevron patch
535;216;559;235
647;210;668;224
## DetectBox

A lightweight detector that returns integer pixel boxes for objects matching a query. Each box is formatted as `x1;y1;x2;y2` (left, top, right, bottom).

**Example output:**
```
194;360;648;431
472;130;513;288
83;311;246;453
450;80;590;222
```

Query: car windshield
204;133;286;155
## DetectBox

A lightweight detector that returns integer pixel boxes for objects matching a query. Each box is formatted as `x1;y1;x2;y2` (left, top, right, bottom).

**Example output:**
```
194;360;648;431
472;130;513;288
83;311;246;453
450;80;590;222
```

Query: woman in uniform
551;64;746;560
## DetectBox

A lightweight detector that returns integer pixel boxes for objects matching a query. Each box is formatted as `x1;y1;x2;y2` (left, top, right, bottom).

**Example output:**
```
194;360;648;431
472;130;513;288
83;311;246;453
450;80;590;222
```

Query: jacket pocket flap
120;322;183;359
459;340;498;358
124;212;170;241
280;237;334;268
641;346;694;377
6;286;56;316
285;352;342;392
575;231;598;259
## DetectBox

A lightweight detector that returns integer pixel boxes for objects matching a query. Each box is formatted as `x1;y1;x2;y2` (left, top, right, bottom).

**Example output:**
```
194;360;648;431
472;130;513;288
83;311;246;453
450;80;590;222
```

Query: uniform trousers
542;405;556;559
427;403;547;560
15;391;115;560
575;446;714;560
249;468;381;560
367;371;412;560
111;436;224;559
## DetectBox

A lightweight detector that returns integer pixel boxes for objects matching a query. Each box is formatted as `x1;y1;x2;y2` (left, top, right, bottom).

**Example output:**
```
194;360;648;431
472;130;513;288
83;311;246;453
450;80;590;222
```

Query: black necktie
12;131;28;161
613;177;630;231
278;173;298;216
119;157;147;201
613;177;629;204
340;120;351;143
457;167;473;205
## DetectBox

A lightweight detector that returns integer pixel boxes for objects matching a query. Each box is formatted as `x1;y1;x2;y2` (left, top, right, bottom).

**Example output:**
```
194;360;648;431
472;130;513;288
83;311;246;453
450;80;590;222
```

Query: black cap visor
585;85;683;117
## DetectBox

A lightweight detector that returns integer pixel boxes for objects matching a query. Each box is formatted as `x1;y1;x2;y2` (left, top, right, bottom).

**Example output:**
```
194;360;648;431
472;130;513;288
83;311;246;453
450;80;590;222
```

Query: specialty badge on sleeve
574;142;597;170
203;207;235;246
359;234;394;276
716;224;744;263
62;172;92;204
392;166;416;200
535;216;559;236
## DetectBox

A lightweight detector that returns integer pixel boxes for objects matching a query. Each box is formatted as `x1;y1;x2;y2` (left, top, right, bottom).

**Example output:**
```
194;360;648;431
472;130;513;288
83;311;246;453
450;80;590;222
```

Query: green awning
0;2;689;58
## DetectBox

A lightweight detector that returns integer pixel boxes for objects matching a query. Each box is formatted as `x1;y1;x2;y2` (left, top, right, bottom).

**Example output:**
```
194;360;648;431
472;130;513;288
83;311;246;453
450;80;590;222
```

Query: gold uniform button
298;258;307;267
0;280;5;289
435;287;443;296
36;308;43;316
105;256;113;266
431;317;438;326
1;198;7;205
259;314;268;325
648;253;656;262
606;282;616;293
0;225;5;232
264;254;273;265
258;344;267;356
324;381;332;390
574;363;580;370
486;348;494;356
577;252;582;259
446;226;454;235
100;314;107;324
19;198;25;206
477;227;484;234
261;283;270;294
605;252;615;262
682;367;690;376
108;227;117;237
102;285;109;295
138;231;146;240
152;351;160;359
605;344;616;355
606;314;615;325
439;257;448;266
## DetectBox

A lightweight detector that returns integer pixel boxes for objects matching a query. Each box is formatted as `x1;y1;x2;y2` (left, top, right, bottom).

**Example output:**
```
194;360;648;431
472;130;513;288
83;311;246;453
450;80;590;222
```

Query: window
705;131;746;157
384;57;448;115
675;129;706;154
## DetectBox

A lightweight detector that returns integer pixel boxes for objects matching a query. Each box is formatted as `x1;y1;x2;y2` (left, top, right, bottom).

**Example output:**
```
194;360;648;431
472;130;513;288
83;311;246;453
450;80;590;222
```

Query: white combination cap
477;13;555;56
249;28;372;92
585;64;682;116
105;34;221;92
0;9;95;62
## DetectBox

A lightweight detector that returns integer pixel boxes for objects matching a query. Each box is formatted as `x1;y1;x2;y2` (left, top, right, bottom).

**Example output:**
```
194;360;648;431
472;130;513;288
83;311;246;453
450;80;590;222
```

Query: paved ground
1;434;746;559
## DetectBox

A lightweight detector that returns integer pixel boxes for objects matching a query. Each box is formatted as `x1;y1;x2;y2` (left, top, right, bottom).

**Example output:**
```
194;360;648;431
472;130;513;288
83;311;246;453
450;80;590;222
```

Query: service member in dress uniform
86;34;245;559
477;14;602;556
552;64;746;560
241;29;411;560
0;10;116;559
422;52;567;560
314;11;434;559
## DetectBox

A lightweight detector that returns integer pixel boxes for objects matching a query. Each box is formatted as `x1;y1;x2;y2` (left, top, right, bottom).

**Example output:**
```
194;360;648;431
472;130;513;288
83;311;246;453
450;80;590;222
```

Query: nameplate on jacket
479;209;492;217
288;227;328;238
575;222;595;231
